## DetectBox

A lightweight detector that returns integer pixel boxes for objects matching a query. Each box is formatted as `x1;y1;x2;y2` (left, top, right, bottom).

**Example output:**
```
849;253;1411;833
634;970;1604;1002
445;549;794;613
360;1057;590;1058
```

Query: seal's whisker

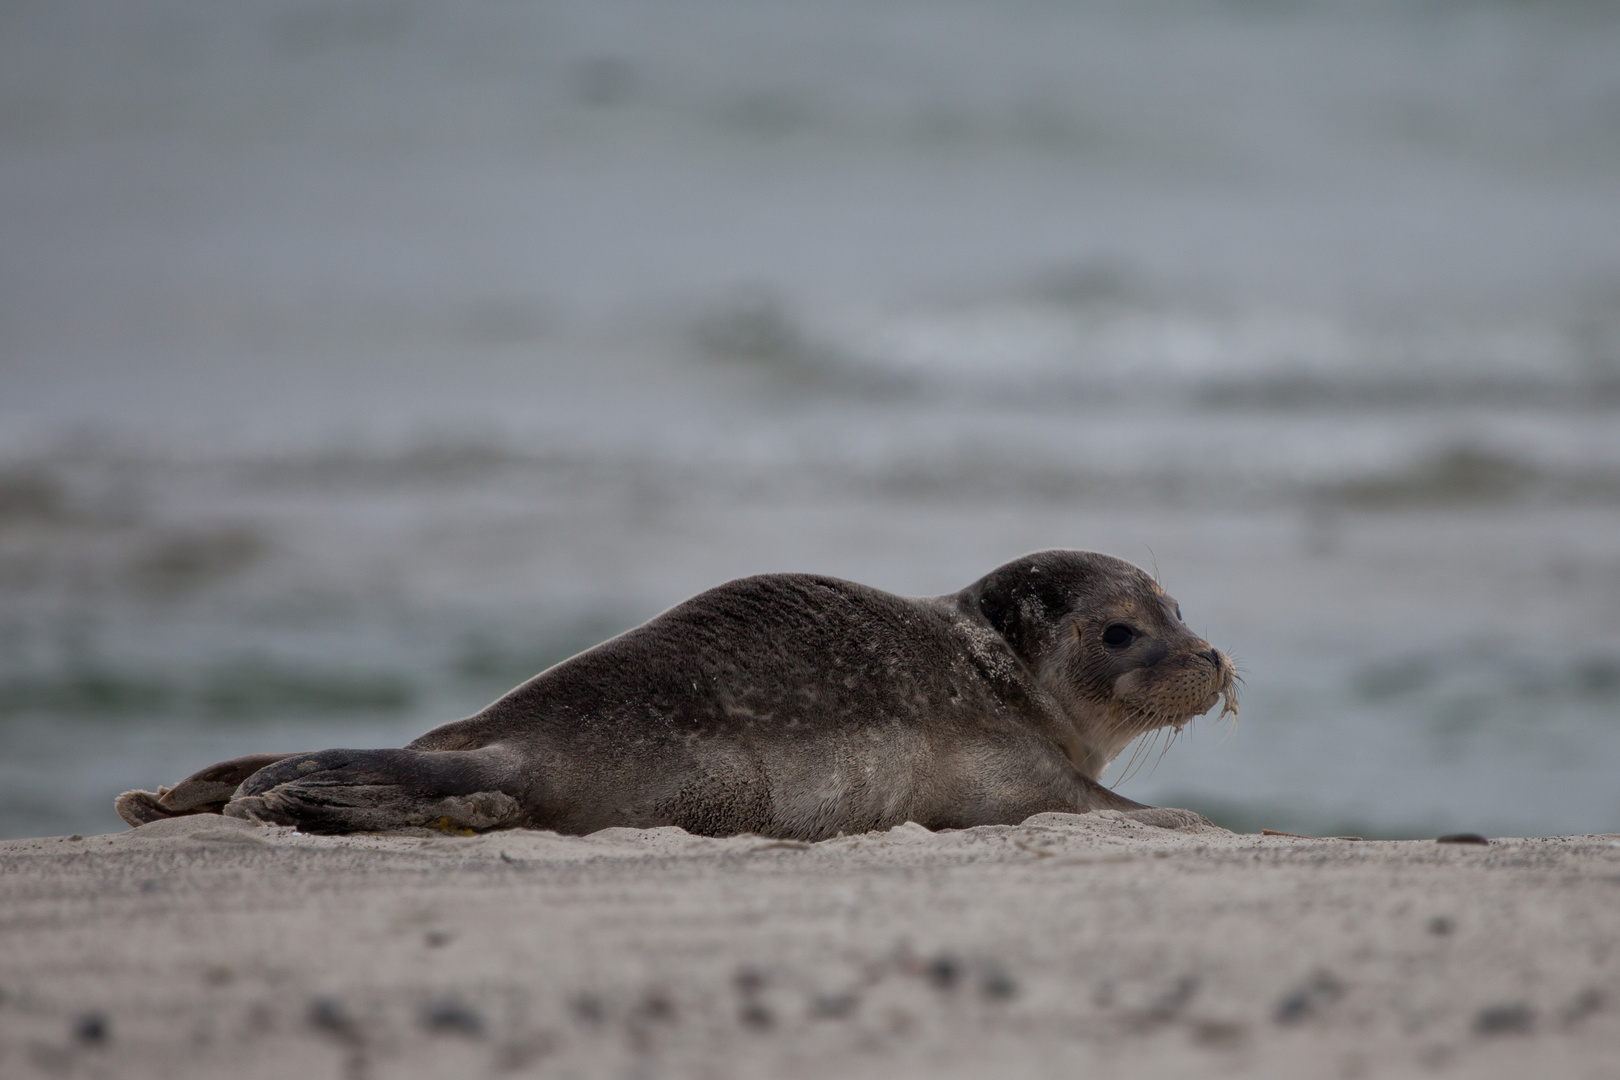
1113;731;1150;787
1140;727;1179;780
1145;727;1171;776
1116;744;1144;787
1116;727;1164;787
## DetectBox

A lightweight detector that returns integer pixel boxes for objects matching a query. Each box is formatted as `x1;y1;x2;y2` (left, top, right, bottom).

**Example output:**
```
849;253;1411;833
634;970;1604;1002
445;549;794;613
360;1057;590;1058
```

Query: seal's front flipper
222;747;524;834
1121;807;1220;832
114;752;307;827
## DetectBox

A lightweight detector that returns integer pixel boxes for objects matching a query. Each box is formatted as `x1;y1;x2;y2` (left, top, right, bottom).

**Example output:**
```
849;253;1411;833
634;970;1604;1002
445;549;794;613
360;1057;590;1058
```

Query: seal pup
116;550;1236;838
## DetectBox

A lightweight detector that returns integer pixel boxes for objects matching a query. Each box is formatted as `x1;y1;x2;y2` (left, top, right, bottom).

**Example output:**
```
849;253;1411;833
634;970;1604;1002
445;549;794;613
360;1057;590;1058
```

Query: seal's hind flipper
114;752;308;828
222;747;524;834
164;752;310;812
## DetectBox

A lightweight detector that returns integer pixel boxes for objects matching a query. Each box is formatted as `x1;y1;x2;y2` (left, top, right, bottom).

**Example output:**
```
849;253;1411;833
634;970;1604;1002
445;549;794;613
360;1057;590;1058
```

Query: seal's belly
539;715;1031;840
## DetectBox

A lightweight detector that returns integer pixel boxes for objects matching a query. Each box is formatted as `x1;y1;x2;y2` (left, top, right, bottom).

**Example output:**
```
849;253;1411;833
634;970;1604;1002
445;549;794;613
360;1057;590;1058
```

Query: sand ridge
1;811;1616;1078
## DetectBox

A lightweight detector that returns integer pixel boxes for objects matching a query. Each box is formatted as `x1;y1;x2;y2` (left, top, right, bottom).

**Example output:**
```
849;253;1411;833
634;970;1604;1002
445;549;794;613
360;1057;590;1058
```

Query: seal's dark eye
1102;624;1135;648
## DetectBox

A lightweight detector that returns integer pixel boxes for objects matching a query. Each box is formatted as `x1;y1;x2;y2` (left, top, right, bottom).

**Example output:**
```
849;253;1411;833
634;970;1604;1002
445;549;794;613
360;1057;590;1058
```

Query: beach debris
810;992;859;1019
739;1000;774;1030
1121;974;1201;1031
979;964;1018;1001
73;1012;109;1047
907;950;1013;1001
635;989;676;1024
570;993;605;1026
927;955;961;991
1151;976;1200;1022
733;966;768;996
734;966;774;1030
1436;833;1489;845
421;998;485;1038
1417;1043;1454;1068
1190;1018;1250;1047
495;1031;559;1071
1473;1003;1534;1036
307;997;360;1042
625;989;678;1053
1561;989;1604;1027
1274;971;1345;1025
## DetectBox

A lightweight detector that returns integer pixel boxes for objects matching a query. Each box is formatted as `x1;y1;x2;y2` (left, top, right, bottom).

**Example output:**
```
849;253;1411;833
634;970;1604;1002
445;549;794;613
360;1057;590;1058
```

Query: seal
115;550;1236;838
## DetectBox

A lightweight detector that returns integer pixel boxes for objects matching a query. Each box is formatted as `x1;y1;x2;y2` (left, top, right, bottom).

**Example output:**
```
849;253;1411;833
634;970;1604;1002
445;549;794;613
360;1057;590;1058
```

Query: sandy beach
1;811;1615;1079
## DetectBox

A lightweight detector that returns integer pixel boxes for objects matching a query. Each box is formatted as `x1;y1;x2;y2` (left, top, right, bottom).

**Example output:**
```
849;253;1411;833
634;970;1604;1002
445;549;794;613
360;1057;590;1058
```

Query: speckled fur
120;551;1235;839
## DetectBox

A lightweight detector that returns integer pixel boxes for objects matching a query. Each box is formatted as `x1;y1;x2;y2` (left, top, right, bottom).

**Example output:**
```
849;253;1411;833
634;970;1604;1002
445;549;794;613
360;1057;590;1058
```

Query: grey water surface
3;0;1619;839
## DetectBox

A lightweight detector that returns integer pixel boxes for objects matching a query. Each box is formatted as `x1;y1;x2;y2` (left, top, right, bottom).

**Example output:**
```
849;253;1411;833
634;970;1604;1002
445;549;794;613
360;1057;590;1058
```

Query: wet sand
1;811;1616;1079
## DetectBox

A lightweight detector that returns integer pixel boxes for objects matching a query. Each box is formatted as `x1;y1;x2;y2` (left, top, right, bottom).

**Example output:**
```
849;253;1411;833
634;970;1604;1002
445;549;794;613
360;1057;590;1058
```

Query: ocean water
3;0;1619;839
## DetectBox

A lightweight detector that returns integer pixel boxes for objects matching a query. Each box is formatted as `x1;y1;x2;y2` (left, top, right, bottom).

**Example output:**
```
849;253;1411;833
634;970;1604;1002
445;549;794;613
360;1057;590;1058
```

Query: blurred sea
3;0;1620;839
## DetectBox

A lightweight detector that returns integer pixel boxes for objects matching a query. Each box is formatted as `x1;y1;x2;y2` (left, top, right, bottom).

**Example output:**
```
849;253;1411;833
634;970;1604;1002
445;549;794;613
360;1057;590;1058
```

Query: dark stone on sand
811;992;859;1019
1275;991;1312;1024
307;997;357;1040
1148;975;1200;1022
1436;833;1489;845
637;990;676;1023
1473;1003;1534;1036
980;965;1019;1001
1274;971;1344;1025
570;994;605;1025
73;1012;109;1047
1561;988;1605;1026
420;999;484;1038
1191;1018;1250;1047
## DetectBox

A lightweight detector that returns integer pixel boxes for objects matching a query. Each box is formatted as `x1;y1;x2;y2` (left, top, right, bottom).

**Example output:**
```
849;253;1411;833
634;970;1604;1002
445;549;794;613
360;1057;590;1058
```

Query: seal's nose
1200;648;1226;672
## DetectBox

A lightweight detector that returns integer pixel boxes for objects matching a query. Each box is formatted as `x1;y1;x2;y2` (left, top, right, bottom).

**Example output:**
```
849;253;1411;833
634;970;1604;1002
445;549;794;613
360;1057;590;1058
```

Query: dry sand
1;811;1616;1079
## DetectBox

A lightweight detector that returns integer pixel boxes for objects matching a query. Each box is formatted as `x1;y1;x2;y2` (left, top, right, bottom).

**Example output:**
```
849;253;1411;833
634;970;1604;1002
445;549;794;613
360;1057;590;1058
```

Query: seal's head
963;550;1237;779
